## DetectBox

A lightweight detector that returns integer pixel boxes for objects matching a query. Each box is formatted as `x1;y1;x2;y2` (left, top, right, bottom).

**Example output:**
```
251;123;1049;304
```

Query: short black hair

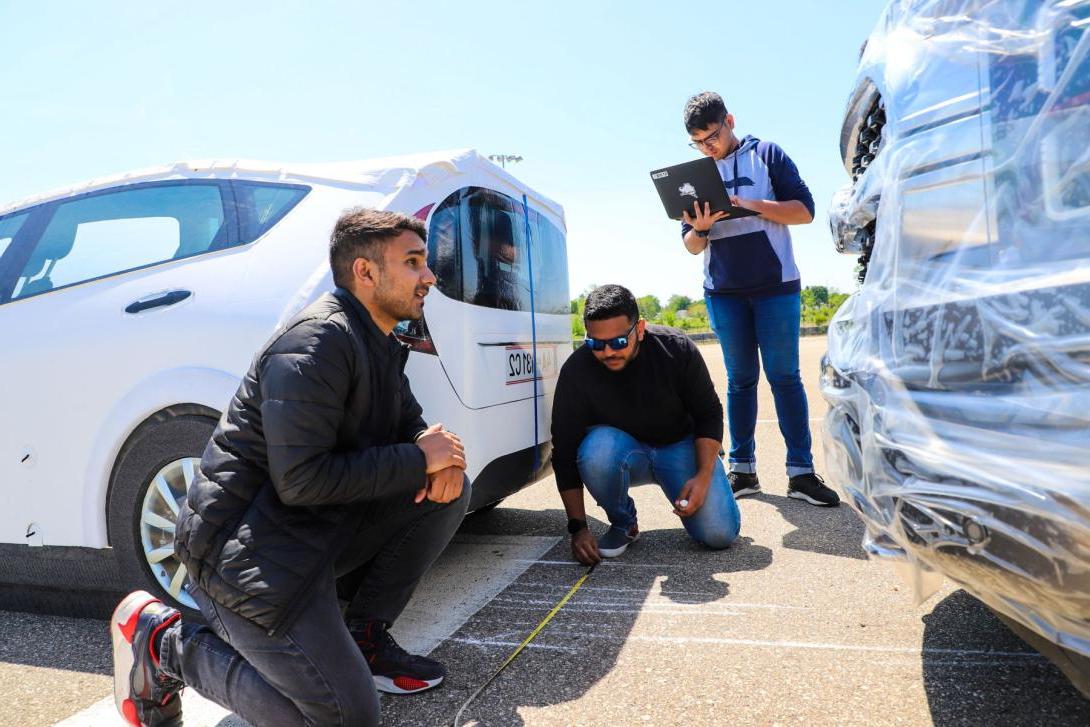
684;91;728;134
329;208;427;289
584;284;639;324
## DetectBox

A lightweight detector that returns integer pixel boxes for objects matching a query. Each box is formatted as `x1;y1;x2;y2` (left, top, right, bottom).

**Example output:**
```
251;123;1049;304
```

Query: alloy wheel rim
139;457;198;609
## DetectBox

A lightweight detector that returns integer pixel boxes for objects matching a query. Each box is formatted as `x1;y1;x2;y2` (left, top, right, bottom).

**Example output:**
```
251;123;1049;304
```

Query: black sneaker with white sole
728;471;761;498
352;620;446;694
597;522;640;557
110;591;184;727
787;473;841;507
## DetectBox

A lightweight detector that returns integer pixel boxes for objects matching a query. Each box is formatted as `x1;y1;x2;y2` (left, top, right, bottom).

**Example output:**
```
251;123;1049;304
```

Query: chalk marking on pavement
390;535;560;655
452;564;596;727
500;585;811;609
55;534;561;727
487;602;748;617
452;637;580;653
446;633;1046;661
512;558;701;569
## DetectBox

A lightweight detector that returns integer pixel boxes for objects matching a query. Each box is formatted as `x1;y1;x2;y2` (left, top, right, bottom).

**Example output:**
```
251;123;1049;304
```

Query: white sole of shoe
599;531;639;558
373;674;444;694
598;543;629;558
732;485;761;498
110;590;158;724
788;490;838;507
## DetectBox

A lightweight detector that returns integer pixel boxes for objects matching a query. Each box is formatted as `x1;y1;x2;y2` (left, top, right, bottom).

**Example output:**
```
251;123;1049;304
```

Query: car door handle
124;290;192;314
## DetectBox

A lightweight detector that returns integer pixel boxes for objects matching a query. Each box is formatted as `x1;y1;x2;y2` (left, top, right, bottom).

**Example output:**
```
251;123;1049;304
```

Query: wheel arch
103;402;220;547
82;366;237;548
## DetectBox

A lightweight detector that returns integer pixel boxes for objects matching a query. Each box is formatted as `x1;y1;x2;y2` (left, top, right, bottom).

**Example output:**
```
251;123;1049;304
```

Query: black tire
107;405;217;619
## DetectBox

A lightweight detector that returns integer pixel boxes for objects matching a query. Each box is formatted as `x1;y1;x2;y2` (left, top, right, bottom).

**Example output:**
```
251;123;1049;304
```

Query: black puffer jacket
175;288;428;635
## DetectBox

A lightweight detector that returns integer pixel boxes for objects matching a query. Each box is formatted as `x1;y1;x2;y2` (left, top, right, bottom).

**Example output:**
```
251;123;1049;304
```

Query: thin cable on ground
452;563;596;727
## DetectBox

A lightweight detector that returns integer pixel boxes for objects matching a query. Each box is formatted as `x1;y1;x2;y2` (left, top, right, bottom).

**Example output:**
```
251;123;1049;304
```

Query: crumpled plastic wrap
823;0;1090;657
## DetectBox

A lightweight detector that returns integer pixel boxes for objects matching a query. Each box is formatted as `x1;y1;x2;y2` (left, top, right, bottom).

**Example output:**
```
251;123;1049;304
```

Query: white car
0;149;571;613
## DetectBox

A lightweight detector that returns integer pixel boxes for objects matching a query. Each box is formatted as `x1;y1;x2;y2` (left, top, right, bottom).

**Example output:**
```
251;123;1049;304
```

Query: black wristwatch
695;229;710;238
567;517;588;535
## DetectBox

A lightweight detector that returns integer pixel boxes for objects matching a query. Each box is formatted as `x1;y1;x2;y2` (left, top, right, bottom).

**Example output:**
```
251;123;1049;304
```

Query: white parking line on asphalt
389;534;559;655
54;534;559;727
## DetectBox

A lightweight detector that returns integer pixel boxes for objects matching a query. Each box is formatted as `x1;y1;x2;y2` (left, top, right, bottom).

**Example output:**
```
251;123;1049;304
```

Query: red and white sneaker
352;620;446;694
110;590;184;726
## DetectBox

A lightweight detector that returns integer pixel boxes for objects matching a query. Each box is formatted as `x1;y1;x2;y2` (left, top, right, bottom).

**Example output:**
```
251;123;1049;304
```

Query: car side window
11;183;227;300
233;182;309;243
0;212;28;263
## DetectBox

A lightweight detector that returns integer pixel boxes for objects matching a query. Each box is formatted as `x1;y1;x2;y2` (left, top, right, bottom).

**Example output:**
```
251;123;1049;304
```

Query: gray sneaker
598;523;639;557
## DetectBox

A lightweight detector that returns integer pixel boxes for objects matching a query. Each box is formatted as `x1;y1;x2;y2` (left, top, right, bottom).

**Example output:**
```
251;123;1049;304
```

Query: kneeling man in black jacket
110;208;469;726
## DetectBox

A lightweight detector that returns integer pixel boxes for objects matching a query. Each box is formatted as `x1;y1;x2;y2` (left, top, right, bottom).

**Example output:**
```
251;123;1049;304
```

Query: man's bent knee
699;528;738;550
577;427;635;480
334;693;381;727
689;517;740;550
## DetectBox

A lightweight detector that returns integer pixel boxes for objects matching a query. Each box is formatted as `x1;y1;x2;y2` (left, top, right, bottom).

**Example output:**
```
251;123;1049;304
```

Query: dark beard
373;283;420;323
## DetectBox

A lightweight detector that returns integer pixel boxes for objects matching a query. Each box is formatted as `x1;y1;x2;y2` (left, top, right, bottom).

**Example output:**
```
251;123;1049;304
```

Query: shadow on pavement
921;590;1090;726
0;610;111;675
749;492;868;560
383;508;774;726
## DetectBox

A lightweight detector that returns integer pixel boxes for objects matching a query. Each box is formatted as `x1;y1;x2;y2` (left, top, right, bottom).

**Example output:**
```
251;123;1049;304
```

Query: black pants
159;485;469;727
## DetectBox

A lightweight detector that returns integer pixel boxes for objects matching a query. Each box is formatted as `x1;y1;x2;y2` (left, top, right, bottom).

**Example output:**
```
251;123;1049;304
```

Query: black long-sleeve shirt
550;325;724;492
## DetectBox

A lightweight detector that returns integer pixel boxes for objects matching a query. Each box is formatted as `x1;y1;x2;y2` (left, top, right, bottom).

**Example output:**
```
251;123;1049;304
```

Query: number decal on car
505;346;556;385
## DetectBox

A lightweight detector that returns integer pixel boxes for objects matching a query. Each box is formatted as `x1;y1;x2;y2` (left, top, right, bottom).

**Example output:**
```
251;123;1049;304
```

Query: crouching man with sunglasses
552;284;740;564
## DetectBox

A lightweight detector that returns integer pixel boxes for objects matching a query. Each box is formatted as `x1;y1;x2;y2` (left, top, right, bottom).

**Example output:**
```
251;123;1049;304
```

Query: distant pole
488;154;523;169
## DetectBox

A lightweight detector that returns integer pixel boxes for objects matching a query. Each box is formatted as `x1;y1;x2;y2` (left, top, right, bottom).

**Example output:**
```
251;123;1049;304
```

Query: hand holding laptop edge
681;201;728;232
649;156;761;222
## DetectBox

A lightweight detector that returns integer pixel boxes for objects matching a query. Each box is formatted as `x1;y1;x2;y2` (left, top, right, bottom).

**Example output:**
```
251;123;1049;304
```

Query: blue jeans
576;426;740;549
705;291;814;476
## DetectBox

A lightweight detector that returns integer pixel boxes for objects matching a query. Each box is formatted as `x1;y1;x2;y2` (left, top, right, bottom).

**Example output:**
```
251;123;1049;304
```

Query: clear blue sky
1;0;886;302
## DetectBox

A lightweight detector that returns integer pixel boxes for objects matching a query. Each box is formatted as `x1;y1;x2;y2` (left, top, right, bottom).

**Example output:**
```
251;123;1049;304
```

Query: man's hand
673;475;711;517
571;528;602;565
728;195;757;212
681;200;727;231
415;465;464;504
416;423;466;474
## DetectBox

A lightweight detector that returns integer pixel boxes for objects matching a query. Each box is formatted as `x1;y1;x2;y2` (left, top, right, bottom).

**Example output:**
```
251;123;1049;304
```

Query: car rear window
428;186;569;314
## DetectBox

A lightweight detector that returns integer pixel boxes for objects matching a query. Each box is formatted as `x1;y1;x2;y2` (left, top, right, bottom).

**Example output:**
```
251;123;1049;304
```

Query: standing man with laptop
679;91;839;507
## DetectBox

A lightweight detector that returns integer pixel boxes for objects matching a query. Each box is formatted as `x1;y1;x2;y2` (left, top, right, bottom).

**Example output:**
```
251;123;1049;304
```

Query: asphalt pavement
3;337;1089;726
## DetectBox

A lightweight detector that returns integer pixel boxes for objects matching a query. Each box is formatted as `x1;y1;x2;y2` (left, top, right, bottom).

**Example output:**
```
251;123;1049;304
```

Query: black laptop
650;156;759;221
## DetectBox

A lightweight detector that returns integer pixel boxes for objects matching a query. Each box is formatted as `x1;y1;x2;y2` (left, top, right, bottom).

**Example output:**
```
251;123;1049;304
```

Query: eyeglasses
688;119;727;150
585;320;638;352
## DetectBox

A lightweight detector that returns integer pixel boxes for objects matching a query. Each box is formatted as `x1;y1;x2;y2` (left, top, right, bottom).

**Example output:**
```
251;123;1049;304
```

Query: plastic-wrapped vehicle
0;150;569;614
823;0;1090;690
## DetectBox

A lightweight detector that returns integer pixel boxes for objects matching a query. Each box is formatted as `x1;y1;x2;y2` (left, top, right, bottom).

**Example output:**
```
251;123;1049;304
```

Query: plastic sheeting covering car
823;0;1090;658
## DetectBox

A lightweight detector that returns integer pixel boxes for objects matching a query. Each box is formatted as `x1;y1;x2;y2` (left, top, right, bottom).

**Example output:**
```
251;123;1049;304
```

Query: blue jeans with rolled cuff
705;291;814;477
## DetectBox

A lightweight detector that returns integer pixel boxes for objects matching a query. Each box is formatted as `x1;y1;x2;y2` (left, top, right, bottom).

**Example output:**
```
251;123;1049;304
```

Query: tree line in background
570;286;851;338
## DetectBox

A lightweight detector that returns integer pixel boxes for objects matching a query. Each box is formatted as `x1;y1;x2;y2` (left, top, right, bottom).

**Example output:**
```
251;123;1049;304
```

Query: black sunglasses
585;320;638;352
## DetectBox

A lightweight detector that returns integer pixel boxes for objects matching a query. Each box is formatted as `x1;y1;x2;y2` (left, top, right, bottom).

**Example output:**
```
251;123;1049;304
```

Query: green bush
570;285;847;339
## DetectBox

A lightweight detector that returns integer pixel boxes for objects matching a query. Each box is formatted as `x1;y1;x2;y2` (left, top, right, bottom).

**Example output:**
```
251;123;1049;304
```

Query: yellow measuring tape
452;563;596;727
